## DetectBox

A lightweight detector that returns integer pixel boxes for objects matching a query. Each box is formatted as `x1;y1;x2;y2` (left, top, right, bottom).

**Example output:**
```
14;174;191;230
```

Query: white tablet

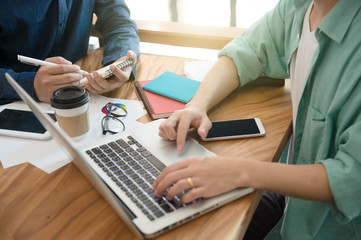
0;107;55;140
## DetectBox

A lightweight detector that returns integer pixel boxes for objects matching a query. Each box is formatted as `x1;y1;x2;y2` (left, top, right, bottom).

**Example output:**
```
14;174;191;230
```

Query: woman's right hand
158;56;240;152
158;104;212;152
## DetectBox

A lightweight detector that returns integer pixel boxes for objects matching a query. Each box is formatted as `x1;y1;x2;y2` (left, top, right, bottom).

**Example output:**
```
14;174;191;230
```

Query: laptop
5;73;253;239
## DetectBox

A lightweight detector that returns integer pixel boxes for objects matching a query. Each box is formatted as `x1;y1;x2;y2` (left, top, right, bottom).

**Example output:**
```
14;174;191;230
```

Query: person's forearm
188;56;240;112
1;69;37;103
242;160;334;202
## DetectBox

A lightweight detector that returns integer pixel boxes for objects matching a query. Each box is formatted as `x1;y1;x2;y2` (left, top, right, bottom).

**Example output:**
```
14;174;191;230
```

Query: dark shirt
0;0;140;104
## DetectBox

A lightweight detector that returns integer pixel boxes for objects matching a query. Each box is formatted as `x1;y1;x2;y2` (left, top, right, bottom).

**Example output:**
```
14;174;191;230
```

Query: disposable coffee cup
50;86;89;138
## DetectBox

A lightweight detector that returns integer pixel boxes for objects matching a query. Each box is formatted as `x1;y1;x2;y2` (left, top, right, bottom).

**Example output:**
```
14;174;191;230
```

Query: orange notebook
135;80;186;120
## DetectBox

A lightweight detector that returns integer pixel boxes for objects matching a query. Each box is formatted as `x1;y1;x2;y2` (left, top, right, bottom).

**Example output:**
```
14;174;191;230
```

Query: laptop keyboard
85;135;186;221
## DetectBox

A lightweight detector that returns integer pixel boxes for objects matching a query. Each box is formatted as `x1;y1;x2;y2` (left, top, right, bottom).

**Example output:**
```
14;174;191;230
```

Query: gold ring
187;177;194;189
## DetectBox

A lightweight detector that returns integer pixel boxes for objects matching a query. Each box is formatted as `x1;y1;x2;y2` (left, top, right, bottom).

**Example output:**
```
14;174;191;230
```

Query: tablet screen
0;108;55;134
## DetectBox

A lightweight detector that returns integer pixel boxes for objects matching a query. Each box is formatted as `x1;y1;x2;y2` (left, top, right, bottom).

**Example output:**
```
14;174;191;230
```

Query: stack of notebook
135;71;201;120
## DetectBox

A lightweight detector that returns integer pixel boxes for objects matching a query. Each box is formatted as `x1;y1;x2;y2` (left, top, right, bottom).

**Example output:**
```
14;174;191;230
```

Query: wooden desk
0;53;292;239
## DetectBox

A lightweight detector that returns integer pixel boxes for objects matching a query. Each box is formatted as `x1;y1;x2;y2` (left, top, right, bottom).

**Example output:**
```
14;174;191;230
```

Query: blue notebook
142;71;201;103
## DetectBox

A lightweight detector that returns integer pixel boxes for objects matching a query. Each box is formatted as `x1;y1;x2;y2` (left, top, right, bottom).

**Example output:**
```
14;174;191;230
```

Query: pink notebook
135;80;185;120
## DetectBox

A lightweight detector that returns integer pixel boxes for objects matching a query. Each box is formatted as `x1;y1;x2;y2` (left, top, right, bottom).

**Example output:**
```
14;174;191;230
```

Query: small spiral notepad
101;59;134;79
77;59;134;86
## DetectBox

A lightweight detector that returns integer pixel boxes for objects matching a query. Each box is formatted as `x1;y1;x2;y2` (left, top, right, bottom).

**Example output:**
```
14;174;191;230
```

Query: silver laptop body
6;73;253;239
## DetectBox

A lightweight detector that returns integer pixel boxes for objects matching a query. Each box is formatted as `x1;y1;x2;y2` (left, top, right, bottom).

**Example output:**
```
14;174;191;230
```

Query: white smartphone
201;118;265;141
0;108;55;140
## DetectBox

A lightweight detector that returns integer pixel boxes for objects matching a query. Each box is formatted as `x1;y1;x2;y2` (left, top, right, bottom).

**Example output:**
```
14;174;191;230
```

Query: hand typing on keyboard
85;135;194;221
153;155;248;204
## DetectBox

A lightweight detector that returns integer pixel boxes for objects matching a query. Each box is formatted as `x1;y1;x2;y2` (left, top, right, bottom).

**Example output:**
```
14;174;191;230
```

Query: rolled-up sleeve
320;120;361;223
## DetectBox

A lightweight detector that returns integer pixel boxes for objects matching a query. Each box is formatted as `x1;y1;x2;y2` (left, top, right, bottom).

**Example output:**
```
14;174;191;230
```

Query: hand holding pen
18;50;136;101
18;55;88;103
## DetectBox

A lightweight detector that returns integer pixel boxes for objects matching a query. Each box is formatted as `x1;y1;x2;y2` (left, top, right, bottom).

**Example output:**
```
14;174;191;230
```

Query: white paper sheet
184;60;215;81
0;93;146;173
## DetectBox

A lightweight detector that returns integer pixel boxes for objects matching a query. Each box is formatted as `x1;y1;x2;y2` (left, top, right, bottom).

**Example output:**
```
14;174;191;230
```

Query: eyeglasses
101;102;127;135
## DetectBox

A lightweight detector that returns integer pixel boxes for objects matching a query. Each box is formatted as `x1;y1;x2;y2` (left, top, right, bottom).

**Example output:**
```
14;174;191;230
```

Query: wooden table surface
0;51;292;240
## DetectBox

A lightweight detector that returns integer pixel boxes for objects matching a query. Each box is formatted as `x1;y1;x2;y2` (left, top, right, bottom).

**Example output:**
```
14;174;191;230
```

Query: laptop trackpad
132;119;215;167
157;139;214;166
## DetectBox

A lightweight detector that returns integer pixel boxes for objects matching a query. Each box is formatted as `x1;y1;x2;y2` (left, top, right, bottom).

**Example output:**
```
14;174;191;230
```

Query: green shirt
218;0;361;239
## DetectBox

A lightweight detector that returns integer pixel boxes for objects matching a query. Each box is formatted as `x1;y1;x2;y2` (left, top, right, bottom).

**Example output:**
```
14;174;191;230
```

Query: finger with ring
187;177;194;189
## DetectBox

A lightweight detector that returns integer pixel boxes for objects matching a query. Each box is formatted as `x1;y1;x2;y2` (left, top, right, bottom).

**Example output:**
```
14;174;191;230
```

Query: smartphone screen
203;118;265;141
0;108;55;134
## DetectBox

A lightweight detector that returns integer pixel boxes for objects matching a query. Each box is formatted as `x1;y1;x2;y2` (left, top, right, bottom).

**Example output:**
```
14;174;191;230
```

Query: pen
17;55;88;75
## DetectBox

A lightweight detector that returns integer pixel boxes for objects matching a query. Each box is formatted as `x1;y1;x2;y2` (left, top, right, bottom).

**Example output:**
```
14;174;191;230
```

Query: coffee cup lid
51;86;89;109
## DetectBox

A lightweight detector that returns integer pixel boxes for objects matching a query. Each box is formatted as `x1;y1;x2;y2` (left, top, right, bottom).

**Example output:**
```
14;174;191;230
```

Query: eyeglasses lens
102;116;125;134
102;103;127;135
106;103;127;117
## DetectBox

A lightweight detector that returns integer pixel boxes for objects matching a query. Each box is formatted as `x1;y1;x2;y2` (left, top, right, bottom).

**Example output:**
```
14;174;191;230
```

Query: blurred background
91;0;279;60
125;0;278;28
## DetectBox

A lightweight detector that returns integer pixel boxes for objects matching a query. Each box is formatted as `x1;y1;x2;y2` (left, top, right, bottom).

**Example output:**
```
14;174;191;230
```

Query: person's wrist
236;159;254;189
185;100;208;114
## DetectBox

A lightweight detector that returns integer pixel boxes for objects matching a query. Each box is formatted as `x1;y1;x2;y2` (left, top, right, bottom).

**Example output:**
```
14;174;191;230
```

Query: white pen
17;55;88;75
